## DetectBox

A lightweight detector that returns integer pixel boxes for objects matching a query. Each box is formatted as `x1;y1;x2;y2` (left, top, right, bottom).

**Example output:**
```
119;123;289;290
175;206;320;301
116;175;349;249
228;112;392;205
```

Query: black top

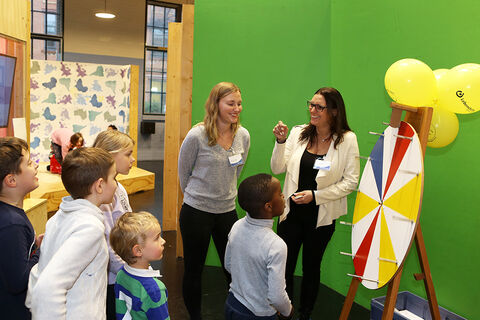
297;149;325;192
0;200;40;320
289;149;326;211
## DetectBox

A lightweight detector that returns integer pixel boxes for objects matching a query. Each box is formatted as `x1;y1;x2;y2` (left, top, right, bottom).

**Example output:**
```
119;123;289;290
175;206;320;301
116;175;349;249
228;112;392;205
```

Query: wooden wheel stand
339;102;441;320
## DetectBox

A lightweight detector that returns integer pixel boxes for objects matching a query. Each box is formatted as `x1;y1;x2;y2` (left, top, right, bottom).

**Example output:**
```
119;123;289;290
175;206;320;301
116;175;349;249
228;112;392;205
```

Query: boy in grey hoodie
225;173;293;320
27;148;117;320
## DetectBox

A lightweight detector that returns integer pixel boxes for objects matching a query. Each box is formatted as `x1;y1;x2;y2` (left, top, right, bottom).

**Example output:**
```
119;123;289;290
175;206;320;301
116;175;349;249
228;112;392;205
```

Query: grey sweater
225;214;292;317
178;125;250;213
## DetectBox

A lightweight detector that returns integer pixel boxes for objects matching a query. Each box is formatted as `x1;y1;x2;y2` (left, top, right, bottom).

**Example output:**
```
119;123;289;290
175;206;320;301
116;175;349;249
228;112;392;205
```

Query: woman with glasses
270;87;359;320
178;82;250;320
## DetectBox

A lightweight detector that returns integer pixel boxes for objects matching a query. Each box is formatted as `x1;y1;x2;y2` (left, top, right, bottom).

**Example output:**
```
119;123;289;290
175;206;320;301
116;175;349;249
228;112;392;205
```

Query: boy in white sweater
225;173;293;320
26;147;118;320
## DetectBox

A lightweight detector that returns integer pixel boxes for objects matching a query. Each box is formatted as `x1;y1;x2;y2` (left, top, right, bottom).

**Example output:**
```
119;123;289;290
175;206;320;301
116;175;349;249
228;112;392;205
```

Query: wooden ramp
30;163;155;212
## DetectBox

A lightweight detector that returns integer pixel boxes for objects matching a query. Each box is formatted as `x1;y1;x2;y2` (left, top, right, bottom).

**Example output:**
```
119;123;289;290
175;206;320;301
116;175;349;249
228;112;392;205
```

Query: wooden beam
129;65;139;166
414;225;441;320
162;5;194;259
382;267;403;320
404;106;433;156
339;277;361;320
25;0;31;145
179;5;194;142
163;22;183;232
176;5;194;258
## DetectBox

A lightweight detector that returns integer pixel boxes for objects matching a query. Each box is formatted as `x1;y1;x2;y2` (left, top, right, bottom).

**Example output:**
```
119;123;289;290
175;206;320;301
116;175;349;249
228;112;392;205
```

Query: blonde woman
178;82;250;320
93;130;136;320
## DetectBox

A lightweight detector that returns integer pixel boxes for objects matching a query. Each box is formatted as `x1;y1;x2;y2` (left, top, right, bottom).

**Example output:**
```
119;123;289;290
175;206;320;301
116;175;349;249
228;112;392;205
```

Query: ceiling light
95;12;115;19
95;0;116;19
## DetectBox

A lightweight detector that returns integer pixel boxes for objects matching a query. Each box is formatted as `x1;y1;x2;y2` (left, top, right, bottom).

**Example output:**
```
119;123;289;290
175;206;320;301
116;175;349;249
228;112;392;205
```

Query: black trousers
179;203;238;320
106;284;116;320
277;203;335;318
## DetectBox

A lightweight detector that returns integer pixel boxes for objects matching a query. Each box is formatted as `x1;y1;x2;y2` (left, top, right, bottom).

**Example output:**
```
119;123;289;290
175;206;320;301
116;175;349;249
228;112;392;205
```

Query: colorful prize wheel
351;121;424;289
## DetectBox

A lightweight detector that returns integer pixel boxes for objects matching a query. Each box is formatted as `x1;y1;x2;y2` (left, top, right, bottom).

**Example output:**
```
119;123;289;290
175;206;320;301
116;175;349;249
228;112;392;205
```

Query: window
31;0;63;60
144;2;181;115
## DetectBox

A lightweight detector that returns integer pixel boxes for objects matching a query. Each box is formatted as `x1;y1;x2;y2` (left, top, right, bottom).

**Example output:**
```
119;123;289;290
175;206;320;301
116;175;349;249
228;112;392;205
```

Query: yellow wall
0;0;30;143
0;0;30;41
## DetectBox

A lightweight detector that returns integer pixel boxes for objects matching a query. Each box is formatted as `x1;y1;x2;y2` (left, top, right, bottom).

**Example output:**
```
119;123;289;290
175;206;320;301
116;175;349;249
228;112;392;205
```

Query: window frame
30;0;64;60
142;1;182;117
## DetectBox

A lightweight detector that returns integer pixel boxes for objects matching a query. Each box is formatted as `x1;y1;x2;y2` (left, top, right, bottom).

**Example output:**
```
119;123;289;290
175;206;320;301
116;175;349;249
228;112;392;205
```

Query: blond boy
110;211;169;320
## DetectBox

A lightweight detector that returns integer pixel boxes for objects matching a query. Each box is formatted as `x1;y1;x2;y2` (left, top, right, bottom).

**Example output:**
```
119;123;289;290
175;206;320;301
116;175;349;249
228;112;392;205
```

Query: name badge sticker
314;159;331;170
228;154;243;167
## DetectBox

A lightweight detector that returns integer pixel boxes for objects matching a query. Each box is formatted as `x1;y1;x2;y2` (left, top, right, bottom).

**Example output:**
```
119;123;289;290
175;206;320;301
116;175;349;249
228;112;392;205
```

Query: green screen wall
192;0;479;318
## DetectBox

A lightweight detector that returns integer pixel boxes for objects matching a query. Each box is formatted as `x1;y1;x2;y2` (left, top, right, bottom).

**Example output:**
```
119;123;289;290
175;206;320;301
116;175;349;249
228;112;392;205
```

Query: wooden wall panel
163;22;183;232
129;65;139;165
162;5;194;258
176;5;194;257
0;0;30;42
179;6;194;141
0;0;30;142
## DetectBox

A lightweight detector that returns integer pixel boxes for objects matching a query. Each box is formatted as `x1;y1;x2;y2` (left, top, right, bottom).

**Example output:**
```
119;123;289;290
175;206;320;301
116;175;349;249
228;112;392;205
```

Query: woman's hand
291;190;314;204
273;121;289;143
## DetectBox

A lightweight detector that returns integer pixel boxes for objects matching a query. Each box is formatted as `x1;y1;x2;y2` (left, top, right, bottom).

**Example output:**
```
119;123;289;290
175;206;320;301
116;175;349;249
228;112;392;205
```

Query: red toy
49;154;62;174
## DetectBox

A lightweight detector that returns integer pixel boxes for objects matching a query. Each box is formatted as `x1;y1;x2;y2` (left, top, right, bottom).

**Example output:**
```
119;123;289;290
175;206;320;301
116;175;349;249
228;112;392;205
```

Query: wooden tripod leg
381;267;403;320
339;277;361;320
415;225;441;320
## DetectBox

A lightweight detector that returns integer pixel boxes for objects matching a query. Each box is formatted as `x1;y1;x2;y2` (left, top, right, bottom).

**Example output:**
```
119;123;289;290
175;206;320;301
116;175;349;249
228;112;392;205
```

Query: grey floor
131;160;369;320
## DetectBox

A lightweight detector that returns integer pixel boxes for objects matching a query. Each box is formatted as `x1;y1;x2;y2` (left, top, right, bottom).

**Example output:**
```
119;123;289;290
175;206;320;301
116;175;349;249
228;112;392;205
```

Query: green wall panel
193;0;332;266
329;1;479;318
192;0;479;318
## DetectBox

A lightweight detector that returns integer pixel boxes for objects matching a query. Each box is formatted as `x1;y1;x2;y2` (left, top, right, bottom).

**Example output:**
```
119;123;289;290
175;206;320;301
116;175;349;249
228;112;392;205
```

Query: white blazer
271;125;360;227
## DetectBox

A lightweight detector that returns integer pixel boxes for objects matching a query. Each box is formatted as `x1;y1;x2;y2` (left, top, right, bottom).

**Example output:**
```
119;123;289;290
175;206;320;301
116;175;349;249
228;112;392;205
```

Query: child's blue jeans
225;292;278;320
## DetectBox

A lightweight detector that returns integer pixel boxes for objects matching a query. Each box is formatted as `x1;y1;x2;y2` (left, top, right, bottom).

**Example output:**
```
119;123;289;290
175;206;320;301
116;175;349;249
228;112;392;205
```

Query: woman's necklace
308;134;331;154
316;127;331;143
318;134;331;143
217;129;234;151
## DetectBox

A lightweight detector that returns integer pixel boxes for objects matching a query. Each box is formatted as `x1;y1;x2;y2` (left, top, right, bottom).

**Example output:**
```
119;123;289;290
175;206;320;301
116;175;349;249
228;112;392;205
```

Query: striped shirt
115;265;169;320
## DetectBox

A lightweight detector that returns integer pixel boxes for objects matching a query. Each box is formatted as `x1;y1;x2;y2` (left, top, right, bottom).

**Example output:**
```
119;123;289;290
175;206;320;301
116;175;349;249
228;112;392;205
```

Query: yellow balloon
437;63;480;114
433;68;449;81
433;69;449;106
385;59;437;107
427;107;459;148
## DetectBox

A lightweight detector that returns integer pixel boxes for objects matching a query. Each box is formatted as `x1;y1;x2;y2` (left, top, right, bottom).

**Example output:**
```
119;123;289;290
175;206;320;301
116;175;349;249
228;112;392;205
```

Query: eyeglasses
307;100;328;112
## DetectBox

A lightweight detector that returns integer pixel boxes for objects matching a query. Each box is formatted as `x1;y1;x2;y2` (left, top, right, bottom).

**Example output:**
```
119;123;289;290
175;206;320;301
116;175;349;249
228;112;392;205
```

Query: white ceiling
63;0;191;58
